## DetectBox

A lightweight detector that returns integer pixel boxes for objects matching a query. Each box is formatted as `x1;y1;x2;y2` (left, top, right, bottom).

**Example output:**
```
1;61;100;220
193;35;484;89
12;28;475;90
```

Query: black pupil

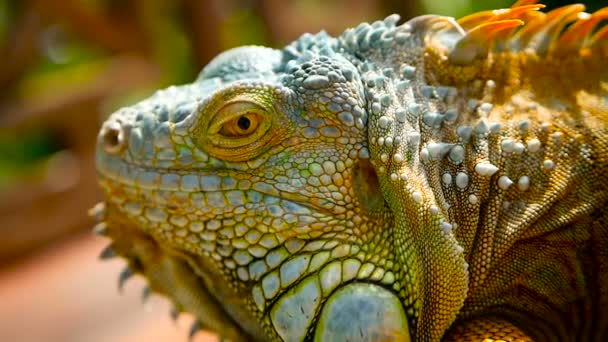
237;116;251;130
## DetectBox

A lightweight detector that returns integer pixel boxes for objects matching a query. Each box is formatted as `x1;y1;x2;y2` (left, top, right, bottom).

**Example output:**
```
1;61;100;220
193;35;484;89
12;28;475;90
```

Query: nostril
102;122;126;154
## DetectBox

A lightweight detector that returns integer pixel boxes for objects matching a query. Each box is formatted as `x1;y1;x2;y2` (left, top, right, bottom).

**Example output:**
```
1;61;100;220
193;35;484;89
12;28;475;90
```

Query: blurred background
0;0;603;341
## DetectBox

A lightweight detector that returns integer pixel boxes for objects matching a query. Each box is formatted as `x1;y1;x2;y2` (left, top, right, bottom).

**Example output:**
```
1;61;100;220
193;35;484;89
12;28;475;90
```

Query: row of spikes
447;0;608;64
90;202;216;341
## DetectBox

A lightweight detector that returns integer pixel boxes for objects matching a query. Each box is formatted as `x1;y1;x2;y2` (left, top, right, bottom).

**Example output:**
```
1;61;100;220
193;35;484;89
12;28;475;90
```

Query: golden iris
219;112;261;137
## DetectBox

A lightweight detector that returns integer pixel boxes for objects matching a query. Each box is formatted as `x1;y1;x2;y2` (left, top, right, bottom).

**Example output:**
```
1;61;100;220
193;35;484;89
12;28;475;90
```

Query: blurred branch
181;0;224;68
254;0;283;45
0;5;42;97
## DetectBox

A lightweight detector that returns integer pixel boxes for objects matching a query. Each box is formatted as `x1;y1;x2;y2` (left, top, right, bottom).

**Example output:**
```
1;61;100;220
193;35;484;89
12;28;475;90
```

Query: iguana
91;1;608;341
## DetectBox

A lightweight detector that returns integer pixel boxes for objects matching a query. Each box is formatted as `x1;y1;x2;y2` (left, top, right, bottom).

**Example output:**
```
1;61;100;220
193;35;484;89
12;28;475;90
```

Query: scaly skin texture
93;1;608;341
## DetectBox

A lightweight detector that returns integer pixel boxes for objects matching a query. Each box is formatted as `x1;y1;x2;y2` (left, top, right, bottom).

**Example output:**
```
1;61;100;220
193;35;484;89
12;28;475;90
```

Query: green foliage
0;129;63;189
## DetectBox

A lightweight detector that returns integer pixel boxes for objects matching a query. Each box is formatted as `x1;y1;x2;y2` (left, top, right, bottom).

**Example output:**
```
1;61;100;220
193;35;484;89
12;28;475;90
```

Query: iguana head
95;27;415;341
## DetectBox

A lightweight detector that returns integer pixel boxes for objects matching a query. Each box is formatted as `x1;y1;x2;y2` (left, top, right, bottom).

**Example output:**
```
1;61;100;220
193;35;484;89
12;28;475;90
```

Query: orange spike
559;8;608;49
513;4;585;48
512;0;539;7
517;6;546;23
589;22;608;48
458;10;497;30
494;4;546;21
468;20;526;41
458;5;544;32
449;20;524;64
491;5;546;44
542;4;586;23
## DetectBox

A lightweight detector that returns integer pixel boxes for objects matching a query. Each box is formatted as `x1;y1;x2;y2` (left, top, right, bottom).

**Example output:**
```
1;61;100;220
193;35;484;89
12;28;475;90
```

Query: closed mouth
96;155;341;216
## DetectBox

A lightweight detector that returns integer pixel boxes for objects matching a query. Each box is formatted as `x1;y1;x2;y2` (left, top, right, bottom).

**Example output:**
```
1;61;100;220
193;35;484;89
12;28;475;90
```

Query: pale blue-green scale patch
245;229;261;243
320;127;341;137
206;192;226;207
260;234;279;249
157;149;176;160
262;271;281;299
280;254;311;287
328;102;342;113
234;250;253;266
123;202;142;216
285;238;305;253
357;263;376;278
144;208;167;222
252;285;265;312
222;176;237;189
270;275;322;342
248;245;267;258
267;204;284;217
320;261;342;295
249;260;268;281
225;191;245;206
200;175;221;191
181;174;199;191
308;251;330;272
161;174;180;190
135;171;160;187
308;163;323;176
314;283;410;342
245;191;263;203
266;247;289;268
177;147;194;165
342;258;361;281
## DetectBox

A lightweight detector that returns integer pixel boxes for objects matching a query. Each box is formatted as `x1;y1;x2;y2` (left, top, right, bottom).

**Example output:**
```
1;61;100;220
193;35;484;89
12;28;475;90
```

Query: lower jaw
97;203;252;341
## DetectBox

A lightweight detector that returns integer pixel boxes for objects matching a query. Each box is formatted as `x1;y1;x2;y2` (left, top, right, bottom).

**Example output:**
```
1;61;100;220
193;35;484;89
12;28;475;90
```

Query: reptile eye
219;112;261;137
199;96;286;162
